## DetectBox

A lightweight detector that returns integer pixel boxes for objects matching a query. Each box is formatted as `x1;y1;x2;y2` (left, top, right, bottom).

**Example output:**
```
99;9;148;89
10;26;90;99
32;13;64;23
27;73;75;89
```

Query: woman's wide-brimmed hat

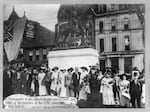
106;69;111;73
60;69;66;72
67;67;73;72
80;66;88;71
39;66;46;71
52;66;59;71
90;67;96;71
120;73;129;80
41;66;46;69
24;68;28;71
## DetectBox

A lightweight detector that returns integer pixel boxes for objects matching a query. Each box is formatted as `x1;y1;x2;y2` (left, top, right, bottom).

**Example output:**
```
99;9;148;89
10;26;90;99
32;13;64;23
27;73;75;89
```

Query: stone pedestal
47;48;99;69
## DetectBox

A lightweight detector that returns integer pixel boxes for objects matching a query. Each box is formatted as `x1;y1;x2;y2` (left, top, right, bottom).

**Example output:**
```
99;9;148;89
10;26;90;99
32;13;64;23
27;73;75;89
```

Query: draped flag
4;18;26;62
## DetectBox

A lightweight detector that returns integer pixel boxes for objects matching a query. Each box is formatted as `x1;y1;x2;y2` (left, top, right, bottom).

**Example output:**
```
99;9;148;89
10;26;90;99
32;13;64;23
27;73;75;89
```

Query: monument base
47;48;99;69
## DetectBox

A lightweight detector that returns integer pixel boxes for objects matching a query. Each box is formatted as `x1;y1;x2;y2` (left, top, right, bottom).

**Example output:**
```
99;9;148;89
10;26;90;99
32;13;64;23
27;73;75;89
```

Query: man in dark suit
89;67;102;107
72;67;81;98
129;71;143;108
3;69;13;99
32;69;39;96
45;68;52;95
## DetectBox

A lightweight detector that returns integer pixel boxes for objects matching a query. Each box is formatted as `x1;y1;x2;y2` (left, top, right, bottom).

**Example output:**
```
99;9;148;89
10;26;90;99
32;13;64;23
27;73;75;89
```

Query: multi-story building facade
93;4;144;73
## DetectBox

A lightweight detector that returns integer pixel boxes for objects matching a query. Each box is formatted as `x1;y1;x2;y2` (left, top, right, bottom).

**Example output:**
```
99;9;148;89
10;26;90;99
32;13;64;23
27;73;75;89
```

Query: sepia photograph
3;4;145;109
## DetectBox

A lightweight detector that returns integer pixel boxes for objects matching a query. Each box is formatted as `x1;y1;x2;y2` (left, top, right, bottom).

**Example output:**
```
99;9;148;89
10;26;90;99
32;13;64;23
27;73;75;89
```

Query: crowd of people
3;63;145;108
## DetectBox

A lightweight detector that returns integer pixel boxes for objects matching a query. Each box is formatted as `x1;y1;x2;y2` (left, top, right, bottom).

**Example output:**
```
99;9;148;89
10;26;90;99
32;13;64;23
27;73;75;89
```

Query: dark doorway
111;57;119;70
124;57;132;73
100;59;105;74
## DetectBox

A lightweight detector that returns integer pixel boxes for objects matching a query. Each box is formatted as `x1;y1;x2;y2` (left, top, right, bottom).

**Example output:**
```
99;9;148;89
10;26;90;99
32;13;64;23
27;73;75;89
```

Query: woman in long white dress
59;69;67;97
80;67;88;85
38;68;47;96
101;72;115;105
51;67;59;96
119;74;130;107
65;68;74;97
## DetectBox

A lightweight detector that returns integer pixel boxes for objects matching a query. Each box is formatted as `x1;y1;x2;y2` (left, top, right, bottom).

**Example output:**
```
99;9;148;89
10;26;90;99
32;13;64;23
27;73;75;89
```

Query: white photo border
0;0;150;112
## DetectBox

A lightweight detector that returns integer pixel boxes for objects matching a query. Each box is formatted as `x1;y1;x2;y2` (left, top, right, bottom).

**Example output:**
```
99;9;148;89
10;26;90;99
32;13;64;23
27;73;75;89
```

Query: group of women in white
37;66;89;97
100;71;130;106
37;66;142;107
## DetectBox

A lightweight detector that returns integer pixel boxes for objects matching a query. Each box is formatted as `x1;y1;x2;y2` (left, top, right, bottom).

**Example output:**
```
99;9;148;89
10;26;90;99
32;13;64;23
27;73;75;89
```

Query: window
98;5;102;12
112;37;117;52
111;19;116;31
100;39;104;52
98;5;107;12
119;5;128;9
43;49;47;60
110;4;118;11
119;5;123;10
28;50;33;61
124;18;129;30
99;21;103;33
35;50;40;60
103;5;107;12
123;5;129;9
125;35;130;51
112;25;116;32
111;4;115;10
